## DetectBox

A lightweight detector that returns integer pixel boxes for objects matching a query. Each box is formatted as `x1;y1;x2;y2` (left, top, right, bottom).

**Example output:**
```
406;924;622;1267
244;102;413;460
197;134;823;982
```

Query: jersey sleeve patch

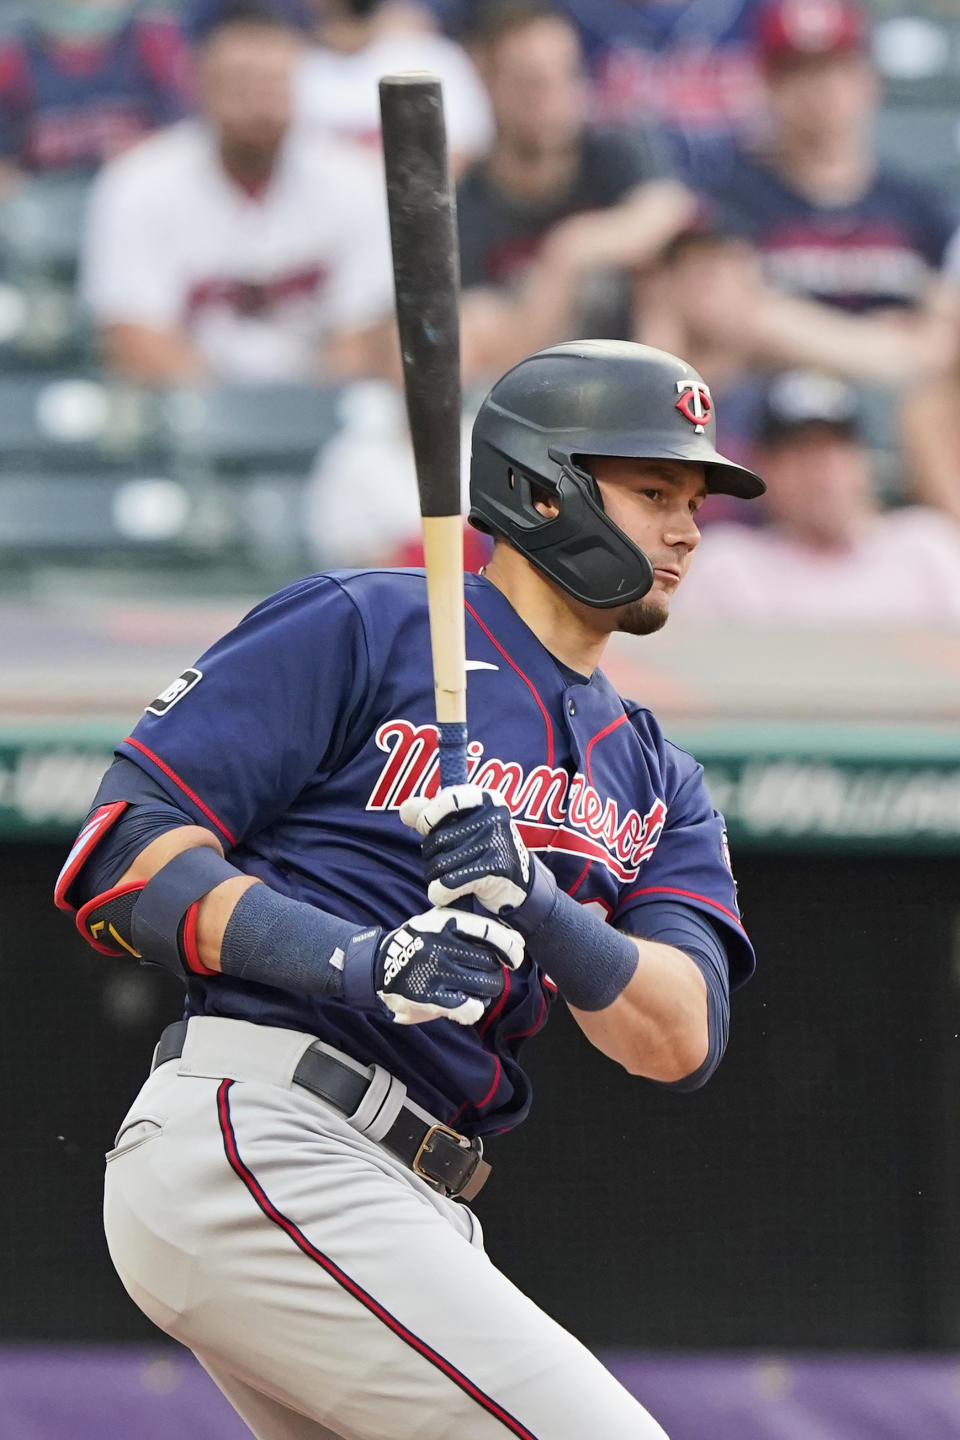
54;801;129;913
145;667;202;716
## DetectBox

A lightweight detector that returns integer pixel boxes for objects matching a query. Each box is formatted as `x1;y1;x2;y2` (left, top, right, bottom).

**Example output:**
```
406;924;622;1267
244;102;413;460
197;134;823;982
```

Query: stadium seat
873;9;960;106
0;174;91;280
163;382;343;475
874;104;960;188
0;278;92;371
0;470;188;553
0;1;36;33
0;372;164;467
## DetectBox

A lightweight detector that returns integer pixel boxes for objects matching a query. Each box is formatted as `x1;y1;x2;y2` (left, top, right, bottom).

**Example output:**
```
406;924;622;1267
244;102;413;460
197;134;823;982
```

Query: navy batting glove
400;786;558;935
373;907;524;1026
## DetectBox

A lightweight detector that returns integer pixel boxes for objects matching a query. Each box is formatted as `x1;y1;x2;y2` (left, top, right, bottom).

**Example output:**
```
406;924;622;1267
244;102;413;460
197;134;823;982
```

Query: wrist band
515;863;638;1011
221;882;383;1006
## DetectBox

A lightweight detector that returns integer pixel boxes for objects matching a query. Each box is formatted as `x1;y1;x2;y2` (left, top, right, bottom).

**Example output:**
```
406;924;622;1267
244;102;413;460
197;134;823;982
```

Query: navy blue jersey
0;13;190;172
112;570;753;1136
710;154;957;312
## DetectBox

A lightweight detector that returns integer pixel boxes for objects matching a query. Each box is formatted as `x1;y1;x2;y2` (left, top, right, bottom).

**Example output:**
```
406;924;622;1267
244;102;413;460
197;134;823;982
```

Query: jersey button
567;699;576;716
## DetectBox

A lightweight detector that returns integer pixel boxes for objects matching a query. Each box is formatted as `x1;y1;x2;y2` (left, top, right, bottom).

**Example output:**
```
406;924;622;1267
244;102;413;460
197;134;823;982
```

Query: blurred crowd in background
2;0;960;623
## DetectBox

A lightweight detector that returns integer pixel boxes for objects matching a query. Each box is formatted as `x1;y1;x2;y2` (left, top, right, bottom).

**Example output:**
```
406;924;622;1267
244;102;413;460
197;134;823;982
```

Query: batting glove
400;785;558;934
375;906;524;1027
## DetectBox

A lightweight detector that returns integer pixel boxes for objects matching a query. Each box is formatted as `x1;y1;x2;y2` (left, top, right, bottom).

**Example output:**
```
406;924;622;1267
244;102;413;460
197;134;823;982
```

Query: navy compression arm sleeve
620;901;731;1092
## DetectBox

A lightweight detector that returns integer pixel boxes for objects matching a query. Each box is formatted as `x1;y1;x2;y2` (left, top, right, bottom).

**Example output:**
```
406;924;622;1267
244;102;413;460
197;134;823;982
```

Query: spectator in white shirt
673;371;960;626
294;0;493;173
82;0;395;385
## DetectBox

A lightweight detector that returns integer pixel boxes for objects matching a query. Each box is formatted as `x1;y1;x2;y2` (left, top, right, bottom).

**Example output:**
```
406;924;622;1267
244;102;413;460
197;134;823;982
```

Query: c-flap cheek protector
509;450;656;609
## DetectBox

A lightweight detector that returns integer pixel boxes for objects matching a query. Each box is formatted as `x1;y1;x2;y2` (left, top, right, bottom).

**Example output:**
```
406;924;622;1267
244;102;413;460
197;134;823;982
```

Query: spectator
716;0;958;322
556;0;771;188
672;370;960;625
636;213;958;476
634;219;771;501
81;0;395;385
294;0;493;173
689;0;960;508
457;0;696;386
0;1;192;183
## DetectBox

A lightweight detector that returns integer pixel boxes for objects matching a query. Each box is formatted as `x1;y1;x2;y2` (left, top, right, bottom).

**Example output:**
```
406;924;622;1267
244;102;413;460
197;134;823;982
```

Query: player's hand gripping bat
379;73;467;788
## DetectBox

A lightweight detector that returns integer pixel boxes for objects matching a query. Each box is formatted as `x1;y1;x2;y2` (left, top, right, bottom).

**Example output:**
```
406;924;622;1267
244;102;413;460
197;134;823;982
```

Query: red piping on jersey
567;859;592;897
622;885;746;932
449;1099;468;1126
464;602;554;767
474;1058;503;1112
583;712;628;787
501;988;547;1045
216;1082;540;1440
123;737;236;846
477;963;511;1039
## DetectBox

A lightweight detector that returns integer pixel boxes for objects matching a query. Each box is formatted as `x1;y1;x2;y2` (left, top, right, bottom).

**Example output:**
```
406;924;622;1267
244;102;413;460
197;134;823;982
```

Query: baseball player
55;340;764;1440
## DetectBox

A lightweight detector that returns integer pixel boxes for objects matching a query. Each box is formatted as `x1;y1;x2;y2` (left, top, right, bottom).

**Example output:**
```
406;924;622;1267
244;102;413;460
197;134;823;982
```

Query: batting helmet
469;339;765;608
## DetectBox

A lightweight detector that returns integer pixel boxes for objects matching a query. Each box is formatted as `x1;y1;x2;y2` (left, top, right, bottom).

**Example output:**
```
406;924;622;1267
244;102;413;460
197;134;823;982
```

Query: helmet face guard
469;340;765;609
475;443;655;607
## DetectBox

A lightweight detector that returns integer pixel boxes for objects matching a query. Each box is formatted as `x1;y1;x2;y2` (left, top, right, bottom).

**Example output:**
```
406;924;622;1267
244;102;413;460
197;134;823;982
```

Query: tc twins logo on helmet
367;720;667;884
675;379;712;434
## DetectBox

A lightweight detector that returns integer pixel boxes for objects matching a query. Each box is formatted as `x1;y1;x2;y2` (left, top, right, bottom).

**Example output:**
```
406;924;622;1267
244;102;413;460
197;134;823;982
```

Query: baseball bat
379;72;467;788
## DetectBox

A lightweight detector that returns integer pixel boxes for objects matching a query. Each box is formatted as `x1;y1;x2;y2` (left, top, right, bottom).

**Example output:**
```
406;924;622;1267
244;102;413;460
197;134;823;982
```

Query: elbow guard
64;839;241;978
55;757;237;976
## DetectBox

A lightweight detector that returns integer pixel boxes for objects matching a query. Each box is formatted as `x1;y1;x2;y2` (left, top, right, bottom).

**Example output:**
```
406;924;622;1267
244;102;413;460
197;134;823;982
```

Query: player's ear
530;482;560;520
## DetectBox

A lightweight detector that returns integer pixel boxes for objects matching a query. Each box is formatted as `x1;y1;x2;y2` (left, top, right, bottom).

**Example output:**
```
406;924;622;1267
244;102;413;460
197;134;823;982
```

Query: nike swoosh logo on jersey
465;660;499;672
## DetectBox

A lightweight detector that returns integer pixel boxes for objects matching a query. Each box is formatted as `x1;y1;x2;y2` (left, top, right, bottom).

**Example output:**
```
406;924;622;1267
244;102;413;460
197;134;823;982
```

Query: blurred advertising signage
702;759;960;850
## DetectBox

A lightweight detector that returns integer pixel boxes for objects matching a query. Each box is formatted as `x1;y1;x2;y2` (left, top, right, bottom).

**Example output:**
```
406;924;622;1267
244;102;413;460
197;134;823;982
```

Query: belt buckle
412;1123;480;1197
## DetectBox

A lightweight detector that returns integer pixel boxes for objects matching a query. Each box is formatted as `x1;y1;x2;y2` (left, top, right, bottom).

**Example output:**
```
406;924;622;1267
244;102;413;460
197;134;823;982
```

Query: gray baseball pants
103;1016;669;1440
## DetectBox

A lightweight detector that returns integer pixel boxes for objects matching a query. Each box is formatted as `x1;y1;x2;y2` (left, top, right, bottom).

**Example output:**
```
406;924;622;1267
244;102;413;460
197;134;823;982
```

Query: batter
56;341;765;1439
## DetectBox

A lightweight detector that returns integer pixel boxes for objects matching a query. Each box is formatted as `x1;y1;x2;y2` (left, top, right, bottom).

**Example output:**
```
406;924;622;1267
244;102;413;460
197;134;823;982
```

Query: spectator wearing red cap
716;0;957;318
698;0;960;515
757;0;865;69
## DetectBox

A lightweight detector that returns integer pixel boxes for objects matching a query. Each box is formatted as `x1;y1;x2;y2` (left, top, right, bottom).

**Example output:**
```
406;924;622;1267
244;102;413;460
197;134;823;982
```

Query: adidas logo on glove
382;928;425;985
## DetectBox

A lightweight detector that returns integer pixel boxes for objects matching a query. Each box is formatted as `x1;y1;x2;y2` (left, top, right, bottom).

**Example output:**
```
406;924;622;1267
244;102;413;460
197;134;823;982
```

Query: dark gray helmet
469;339;765;607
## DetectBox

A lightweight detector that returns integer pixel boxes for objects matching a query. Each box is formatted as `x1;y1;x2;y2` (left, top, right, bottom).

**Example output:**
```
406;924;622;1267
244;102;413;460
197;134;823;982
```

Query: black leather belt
152;1021;490;1201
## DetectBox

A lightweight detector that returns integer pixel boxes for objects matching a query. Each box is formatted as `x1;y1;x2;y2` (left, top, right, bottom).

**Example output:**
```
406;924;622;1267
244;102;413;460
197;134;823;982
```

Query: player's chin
615;592;671;637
